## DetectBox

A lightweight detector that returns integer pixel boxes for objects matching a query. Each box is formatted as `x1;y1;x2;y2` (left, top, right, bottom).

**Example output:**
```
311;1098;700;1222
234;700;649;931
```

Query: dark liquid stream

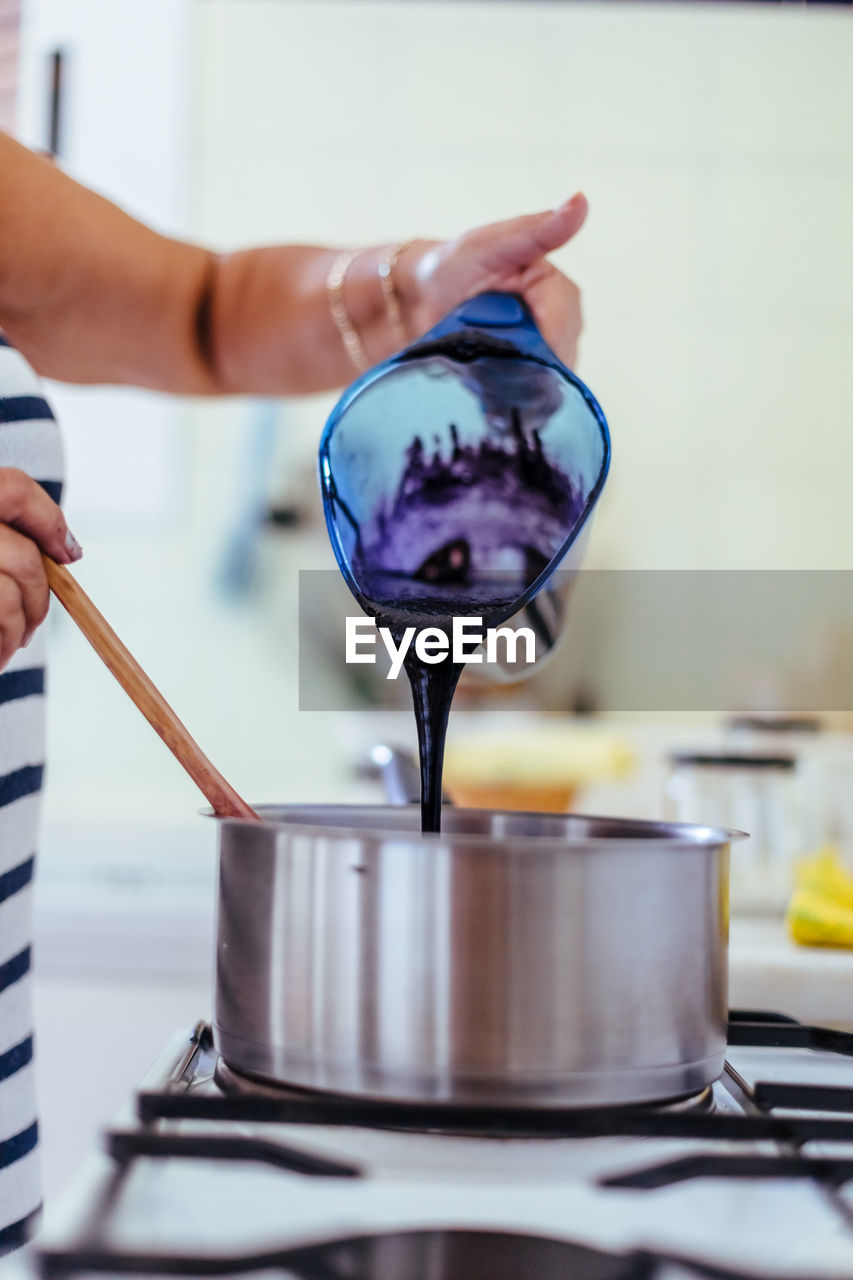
404;646;462;834
360;592;516;833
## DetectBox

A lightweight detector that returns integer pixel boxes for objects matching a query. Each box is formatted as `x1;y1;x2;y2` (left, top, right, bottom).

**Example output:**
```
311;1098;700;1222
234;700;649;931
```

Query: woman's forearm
0;133;218;391
0;132;392;395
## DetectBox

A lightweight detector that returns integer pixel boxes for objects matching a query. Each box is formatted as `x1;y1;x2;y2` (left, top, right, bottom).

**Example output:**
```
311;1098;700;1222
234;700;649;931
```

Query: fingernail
65;531;83;562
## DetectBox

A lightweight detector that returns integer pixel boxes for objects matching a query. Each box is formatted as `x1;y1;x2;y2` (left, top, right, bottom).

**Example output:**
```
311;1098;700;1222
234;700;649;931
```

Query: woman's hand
401;193;588;368
0;468;81;670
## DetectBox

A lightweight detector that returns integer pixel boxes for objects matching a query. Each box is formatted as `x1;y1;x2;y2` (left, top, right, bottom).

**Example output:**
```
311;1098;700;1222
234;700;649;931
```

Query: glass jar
664;752;802;915
726;716;824;852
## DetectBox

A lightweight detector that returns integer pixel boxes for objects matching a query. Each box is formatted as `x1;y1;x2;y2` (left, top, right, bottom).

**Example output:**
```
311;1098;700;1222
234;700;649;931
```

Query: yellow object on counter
793;844;853;909
786;845;853;947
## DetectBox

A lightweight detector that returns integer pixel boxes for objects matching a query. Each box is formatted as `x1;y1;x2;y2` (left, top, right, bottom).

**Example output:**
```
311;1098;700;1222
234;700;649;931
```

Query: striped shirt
0;333;64;1253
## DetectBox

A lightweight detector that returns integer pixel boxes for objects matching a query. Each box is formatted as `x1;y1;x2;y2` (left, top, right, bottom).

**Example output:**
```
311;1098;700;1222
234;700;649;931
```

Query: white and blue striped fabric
0;332;64;1253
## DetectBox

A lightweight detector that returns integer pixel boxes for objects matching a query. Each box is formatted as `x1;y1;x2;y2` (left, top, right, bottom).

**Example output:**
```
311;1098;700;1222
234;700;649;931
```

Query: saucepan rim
204;803;746;852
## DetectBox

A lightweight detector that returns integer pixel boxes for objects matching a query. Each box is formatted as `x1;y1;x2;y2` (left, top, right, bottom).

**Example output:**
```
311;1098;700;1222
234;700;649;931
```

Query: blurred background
2;0;853;1199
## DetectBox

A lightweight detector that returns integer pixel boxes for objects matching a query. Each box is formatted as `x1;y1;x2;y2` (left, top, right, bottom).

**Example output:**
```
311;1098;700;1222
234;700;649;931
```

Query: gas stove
22;1012;853;1279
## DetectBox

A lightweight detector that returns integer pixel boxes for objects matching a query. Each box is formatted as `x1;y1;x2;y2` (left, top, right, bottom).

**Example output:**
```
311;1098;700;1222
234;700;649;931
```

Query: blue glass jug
319;291;610;677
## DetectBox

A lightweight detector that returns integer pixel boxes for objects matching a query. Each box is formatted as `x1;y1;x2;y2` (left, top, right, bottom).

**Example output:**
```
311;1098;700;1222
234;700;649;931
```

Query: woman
0;128;587;1248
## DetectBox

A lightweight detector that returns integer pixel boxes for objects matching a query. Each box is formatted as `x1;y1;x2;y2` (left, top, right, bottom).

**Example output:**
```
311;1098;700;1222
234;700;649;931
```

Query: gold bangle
326;248;370;373
378;239;414;351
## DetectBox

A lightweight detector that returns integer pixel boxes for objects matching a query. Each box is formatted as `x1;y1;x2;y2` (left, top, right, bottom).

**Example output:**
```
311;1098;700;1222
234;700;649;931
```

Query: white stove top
21;1020;853;1280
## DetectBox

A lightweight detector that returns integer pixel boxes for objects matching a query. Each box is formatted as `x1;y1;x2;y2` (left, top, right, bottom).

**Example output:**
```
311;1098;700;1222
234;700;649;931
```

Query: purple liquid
358;410;583;592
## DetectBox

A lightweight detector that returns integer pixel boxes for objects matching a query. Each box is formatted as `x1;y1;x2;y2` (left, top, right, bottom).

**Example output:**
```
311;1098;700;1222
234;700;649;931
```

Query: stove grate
107;1127;361;1179
601;1152;853;1190
131;1017;853;1148
728;1012;853;1058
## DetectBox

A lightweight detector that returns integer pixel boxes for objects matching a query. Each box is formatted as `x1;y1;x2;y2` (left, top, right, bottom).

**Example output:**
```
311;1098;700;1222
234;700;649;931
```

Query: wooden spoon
43;557;261;822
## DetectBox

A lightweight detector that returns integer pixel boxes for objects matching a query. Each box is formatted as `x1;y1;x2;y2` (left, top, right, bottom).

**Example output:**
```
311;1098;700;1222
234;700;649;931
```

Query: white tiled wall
193;0;853;575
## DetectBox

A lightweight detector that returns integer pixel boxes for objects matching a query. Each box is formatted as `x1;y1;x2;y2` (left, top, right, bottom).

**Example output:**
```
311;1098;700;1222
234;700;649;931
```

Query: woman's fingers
0;467;81;565
0;524;50;648
457;193;588;276
0;468;80;670
0;572;27;669
404;194;588;367
523;265;584;368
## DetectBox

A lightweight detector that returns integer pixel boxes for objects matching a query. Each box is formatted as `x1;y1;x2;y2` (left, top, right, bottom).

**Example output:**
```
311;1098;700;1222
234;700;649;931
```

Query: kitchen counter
729;915;853;1029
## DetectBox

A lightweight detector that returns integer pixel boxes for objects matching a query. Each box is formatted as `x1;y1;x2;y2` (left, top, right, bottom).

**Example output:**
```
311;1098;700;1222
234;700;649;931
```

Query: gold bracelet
378;239;414;351
326;248;370;373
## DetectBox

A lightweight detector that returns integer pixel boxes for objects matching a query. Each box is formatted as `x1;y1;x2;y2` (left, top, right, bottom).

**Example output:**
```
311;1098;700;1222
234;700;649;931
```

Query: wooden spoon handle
44;557;261;822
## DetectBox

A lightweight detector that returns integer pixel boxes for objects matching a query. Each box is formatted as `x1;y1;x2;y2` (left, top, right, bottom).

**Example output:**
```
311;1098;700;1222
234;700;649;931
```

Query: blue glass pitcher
319;291;610;677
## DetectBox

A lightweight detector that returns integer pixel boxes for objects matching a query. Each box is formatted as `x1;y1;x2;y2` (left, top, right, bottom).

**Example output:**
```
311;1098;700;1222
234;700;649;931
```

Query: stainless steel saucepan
212;805;738;1108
